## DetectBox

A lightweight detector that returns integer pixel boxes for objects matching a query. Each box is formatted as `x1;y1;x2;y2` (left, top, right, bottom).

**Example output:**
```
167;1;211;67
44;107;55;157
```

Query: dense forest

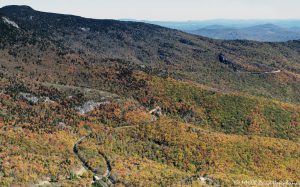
0;5;299;187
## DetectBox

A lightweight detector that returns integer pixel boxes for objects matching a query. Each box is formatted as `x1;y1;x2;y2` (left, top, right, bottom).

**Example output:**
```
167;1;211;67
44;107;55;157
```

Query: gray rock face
2;17;20;29
19;92;39;104
179;175;220;186
199;176;220;186
19;93;55;105
76;100;110;115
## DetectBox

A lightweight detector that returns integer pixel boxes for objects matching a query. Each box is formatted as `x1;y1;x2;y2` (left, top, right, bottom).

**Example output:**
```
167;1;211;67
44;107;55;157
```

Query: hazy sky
0;0;300;21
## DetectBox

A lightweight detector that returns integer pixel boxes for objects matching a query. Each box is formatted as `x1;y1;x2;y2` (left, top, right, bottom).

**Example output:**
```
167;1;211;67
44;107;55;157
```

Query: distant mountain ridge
189;23;300;42
141;19;300;29
130;20;300;42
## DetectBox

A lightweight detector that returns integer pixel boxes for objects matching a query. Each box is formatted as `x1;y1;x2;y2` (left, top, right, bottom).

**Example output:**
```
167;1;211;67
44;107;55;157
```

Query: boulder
149;106;162;117
218;53;226;63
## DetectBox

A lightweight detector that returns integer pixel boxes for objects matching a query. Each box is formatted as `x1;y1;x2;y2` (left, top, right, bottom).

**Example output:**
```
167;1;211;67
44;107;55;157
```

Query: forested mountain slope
0;5;299;186
0;5;300;103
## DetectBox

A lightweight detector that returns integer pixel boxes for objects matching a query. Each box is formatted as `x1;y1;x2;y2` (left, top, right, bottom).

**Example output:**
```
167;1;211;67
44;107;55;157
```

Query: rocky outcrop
19;92;55;105
150;106;162;116
149;106;162;121
75;100;110;115
218;54;238;71
2;17;19;29
179;175;220;186
19;92;39;104
218;53;232;65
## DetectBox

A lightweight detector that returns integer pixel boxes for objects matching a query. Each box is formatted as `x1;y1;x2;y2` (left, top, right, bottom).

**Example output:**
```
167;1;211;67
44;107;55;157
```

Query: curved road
73;125;134;186
73;124;217;186
73;133;115;186
37;120;216;186
236;69;281;75
81;124;218;186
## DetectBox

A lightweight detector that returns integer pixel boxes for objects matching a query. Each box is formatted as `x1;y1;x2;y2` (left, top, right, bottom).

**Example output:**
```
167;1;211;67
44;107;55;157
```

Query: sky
0;0;300;21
